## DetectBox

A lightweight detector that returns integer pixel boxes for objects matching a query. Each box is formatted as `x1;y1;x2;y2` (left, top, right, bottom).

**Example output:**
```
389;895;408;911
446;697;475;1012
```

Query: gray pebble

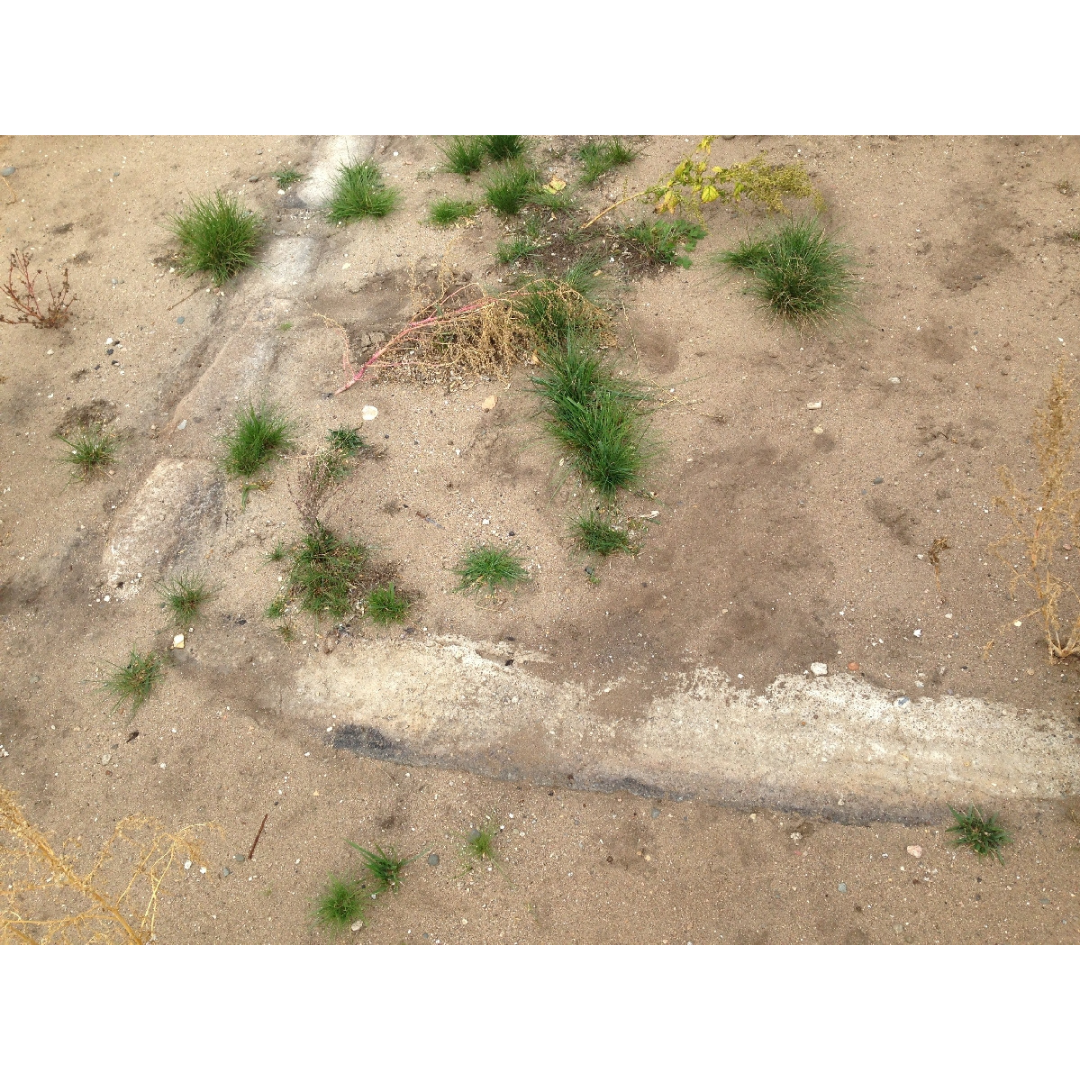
221;867;230;877
111;278;118;285
248;175;259;183
427;853;440;866
896;696;910;706
872;477;884;485
233;853;246;862
838;882;848;893
467;828;481;842
651;808;661;819
176;316;185;324
1;166;14;177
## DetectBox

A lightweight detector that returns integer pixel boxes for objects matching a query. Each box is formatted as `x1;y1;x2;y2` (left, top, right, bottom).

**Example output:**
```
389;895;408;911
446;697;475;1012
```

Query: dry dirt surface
2;134;1080;944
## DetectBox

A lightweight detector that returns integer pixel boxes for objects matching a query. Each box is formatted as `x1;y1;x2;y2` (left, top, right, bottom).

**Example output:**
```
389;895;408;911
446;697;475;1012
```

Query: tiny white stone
810;662;828;677
913;628;922;638
172;633;185;649
889;376;901;384
361;405;378;422
806;401;822;410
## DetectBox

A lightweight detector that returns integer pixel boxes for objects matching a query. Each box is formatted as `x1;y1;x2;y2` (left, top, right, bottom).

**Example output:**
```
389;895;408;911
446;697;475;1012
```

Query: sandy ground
2;134;1080;944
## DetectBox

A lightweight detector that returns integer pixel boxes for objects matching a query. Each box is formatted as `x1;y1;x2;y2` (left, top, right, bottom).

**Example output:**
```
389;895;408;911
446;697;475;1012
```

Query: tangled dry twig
1;250;75;328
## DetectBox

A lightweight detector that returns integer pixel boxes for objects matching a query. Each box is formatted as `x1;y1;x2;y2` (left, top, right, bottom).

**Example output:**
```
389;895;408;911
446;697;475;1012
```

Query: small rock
172;633;185;649
1;166;15;177
106;337;115;346
847;661;860;672
351;920;363;932
233;853;246;863
427;853;440;866
248;175;260;182
896;696;910;706
889;376;901;384
101;753;111;765
482;395;497;411
361;405;379;422
176;316;185;324
184;860;192;870
806;401;822;410
177;419;187;430
913;629;922;638
810;662;828;677
838;882;848;894
651;808;661;819
221;867;230;877
872;477;884;485
812;426;823;435
906;845;923;859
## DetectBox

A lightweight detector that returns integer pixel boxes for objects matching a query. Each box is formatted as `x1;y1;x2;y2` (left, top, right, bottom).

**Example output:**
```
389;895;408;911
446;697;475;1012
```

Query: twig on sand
248;814;268;860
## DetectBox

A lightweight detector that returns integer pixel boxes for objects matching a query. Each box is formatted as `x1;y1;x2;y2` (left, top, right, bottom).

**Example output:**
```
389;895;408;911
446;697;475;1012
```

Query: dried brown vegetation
1;785;210;944
1;249;75;328
991;361;1080;660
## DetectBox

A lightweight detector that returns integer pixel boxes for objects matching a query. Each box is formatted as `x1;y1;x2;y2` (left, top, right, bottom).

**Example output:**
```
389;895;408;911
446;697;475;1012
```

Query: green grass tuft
265;595;287;620
946;805;1012;864
289;523;369;621
365;583;411;624
272;168;305;189
717;217;855;326
326;427;367;457
440;136;486;177
481;136;527;162
103;650;165;714
327;160;400;224
222;402;295;479
455;544;529;595
313;874;365;933
562;252;606;299
347;842;416;892
531;339;653;499
57;424;117;481
168;191;264;287
622;217;707;268
484;162;540;216
577;138;636;185
571;512;637;556
428;198;479;227
460;818;504;874
157;574;214;625
265;541;288;563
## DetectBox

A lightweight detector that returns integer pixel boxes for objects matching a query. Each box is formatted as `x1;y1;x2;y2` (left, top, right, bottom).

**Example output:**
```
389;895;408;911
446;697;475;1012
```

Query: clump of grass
428;198;478;227
272;168;305;189
531;339;654;499
460;818;506;876
946;805;1012;864
327;426;367;457
265;595;287;620
562;252;606;299
347;842;416;892
365;583;411;624
577;138;636;185
157;574;214;625
531;187;575;212
313;874;365;934
222;402;294;479
717;217;855;326
327;160;400;224
440;136;486;177
103;650;164;714
275;622;296;643
621;217;707;268
481;136;527;163
265;541;288;563
57;424;117;481
168;191;264;287
484;162;540;216
496;216;545;264
515;279;610;352
572;512;637;556
289;523;369;620
455;544;529;595
279;321;293;331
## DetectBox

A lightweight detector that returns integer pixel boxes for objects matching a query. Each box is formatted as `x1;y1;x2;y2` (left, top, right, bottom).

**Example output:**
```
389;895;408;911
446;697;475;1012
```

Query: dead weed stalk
1;785;212;944
991;361;1080;661
1;250;75;328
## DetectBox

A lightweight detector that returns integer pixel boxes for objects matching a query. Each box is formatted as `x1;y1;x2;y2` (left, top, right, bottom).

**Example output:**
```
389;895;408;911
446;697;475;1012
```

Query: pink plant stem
334;294;502;395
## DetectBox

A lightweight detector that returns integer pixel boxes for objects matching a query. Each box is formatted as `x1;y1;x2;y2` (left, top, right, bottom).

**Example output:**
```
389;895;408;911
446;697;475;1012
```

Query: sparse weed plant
57;424;117;481
103;650;164;714
622;217;707;268
327;427;367;458
461;818;502;873
365;583;411;624
272;168;305;189
157;574;214;625
572;512;637;556
718;217;855;326
440;136;486;177
946;805;1011;864
313;873;365;933
168;191;264;287
222;402;295;478
577;138;636;185
347;842;416;892
481;136;528;163
429;198;479;227
455;544;529;595
327;160;400;224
